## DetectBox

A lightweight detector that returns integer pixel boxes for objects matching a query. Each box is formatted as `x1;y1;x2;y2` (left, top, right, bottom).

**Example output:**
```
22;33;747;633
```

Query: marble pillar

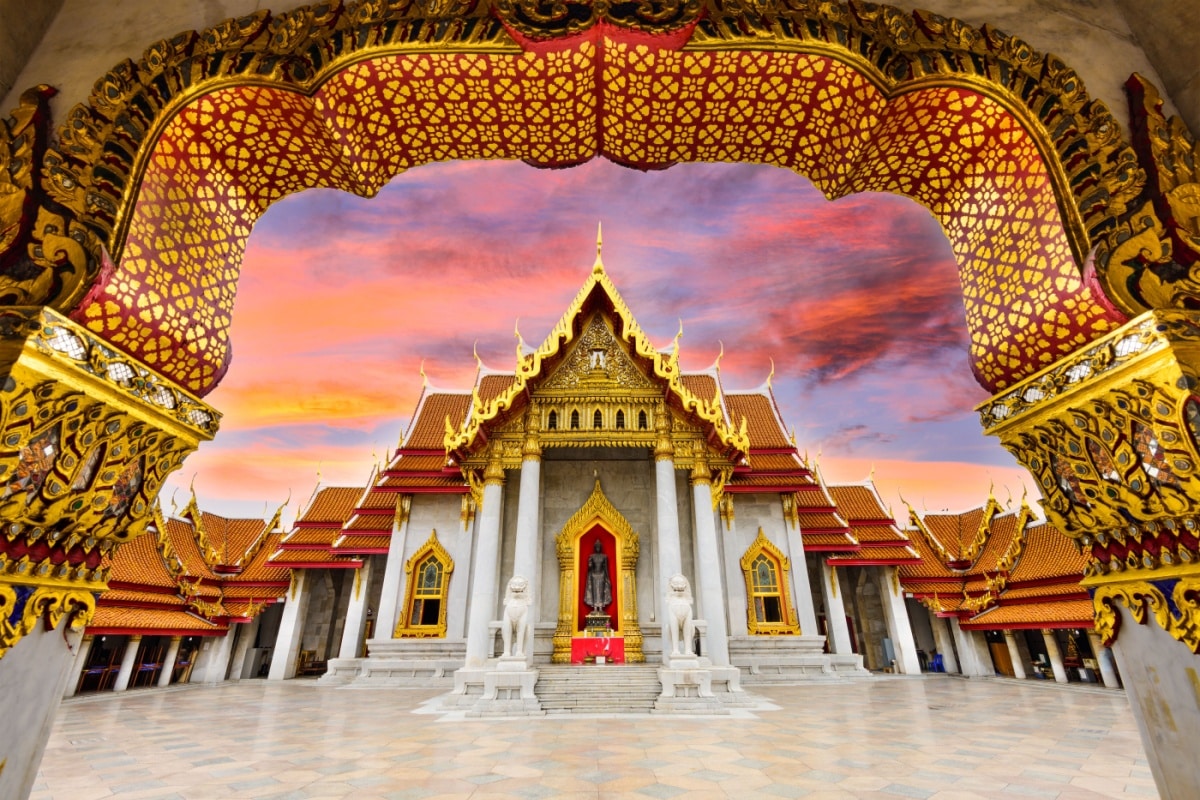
268;569;312;680
950;619;993;677
374;495;411;641
338;560;374;659
62;634;93;698
1087;631;1120;689
782;511;819;637
931;615;959;674
112;634;142;692
229;615;261;681
690;464;729;666
157;636;182;687
191;630;236;684
1042;629;1068;684
1004;631;1027;679
464;458;504;667
876;567;921;674
511;449;542;652
819;561;854;655
0;619;85;800
655;455;682;665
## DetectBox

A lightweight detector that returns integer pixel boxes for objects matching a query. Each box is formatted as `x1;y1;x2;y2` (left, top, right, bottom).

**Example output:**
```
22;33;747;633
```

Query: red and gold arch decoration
4;0;1189;399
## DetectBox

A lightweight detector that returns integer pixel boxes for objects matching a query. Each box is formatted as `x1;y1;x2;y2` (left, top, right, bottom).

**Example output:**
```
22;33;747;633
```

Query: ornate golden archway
551;480;643;663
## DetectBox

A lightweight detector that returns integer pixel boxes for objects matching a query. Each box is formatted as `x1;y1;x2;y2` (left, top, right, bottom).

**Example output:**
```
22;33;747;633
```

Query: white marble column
157;636;182;687
229;615;261;681
690;461;729;666
1004;631;1027;679
191;629;237;684
876;567;921;674
63;634;93;698
338;559;374;659
464;455;505;667
512;423;542;601
1087;631;1120;688
374;495;411;641
931;615;959;674
951;618;993;677
268;569;312;680
112;635;142;692
819;561;854;655
1042;629;1068;683
782;509;819;637
655;452;683;665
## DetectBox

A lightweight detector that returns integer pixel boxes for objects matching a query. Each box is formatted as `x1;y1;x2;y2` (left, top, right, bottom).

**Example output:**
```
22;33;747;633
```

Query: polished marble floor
33;675;1155;799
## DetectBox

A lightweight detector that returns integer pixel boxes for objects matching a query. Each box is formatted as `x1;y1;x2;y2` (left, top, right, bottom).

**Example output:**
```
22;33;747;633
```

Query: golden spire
473;340;482;371
714;340;724;372
419;359;428;388
514;318;526;361
767;358;775;390
593;222;604;275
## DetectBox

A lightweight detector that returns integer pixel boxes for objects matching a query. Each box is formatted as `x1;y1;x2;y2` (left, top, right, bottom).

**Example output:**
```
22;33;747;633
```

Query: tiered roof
92;496;290;636
267;485;365;569
899;495;1090;630
825;483;921;566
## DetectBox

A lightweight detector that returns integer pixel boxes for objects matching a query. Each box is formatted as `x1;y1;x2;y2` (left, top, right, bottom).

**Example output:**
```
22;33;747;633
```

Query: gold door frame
552;480;644;663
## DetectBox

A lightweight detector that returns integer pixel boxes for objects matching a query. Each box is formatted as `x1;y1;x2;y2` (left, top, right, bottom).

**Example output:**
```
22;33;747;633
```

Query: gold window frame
740;528;801;635
394;530;454;638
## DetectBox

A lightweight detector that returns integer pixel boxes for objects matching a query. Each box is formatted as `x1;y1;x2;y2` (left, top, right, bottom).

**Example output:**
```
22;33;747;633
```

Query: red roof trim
87;627;226;637
959;619;1094;631
393;448;445;457
829;557;922;566
270;558;363;570
724;484;816;494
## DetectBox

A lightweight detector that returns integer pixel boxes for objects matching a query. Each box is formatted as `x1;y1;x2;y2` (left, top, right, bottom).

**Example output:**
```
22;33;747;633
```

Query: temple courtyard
33;675;1154;800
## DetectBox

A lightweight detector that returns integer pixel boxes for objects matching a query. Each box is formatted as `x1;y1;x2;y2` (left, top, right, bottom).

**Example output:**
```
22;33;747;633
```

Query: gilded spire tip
593;222;604;275
419;359;428;388
767;358;776;390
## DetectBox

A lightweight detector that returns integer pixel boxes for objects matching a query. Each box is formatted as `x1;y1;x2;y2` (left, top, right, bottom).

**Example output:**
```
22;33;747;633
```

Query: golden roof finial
316;461;323;485
419;359;428;388
714;340;725;372
473;340;482;370
767;358;775;390
869;462;876;481
514;318;526;361
593;222;605;275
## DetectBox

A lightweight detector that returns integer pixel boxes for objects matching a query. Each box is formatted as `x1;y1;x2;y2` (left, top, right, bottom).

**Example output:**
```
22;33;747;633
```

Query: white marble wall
400;493;474;638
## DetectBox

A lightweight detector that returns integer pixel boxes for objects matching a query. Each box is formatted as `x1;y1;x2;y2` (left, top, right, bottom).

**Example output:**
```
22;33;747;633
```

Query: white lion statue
501;575;532;658
665;573;695;657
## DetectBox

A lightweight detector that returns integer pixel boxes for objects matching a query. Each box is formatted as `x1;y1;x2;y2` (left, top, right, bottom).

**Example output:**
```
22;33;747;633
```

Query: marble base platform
729;635;868;682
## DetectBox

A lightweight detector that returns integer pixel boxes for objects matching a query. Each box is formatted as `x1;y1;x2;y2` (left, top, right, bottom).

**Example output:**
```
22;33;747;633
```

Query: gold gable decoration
445;260;749;468
551;480;644;663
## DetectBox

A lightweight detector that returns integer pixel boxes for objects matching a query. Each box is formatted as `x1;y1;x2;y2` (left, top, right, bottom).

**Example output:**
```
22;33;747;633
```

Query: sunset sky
163;158;1040;525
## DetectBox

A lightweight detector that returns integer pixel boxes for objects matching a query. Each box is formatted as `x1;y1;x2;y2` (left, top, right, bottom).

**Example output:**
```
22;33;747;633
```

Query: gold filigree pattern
1090;578;1200;652
0;0;1159;396
394;529;454;638
739;528;800;635
0;582;95;659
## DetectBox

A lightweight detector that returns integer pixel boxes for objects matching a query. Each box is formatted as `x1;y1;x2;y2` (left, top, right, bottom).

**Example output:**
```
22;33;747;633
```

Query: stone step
534;665;664;713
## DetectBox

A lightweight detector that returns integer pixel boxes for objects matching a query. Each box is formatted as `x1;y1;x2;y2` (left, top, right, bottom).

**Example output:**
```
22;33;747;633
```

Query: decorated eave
374;381;471;495
444;252;750;467
826;482;921;566
724;382;816;493
268;484;364;570
333;475;395;555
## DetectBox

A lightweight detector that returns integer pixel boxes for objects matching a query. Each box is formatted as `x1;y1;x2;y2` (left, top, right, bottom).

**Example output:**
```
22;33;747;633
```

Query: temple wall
299;569;349;660
906;598;937;658
403;493;472;637
847;566;888;670
0;0;1189;149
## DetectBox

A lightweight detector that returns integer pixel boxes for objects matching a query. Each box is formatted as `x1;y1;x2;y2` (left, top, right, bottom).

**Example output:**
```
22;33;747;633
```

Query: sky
162;158;1040;526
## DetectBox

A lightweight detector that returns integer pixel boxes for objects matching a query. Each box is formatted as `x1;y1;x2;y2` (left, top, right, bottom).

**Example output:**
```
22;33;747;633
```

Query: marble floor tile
32;675;1155;799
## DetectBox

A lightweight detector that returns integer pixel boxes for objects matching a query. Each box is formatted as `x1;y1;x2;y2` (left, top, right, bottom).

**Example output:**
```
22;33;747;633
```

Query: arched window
615;410;625;430
570;410;580;430
547;410;557;430
739;529;800;635
395;531;454;638
638;410;648;430
593;409;603;429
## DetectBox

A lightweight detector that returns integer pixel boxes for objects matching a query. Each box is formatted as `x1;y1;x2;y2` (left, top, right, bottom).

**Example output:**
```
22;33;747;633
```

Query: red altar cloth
570;636;625;664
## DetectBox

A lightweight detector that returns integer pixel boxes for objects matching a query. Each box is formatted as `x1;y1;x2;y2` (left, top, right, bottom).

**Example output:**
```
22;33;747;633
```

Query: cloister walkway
33;675;1154;799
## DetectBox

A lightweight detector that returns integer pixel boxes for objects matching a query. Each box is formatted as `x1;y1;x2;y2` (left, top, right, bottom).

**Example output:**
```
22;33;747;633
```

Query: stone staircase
534;664;662;714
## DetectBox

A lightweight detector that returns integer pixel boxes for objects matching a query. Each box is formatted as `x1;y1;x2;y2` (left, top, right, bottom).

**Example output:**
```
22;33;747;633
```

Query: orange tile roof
333;534;391;552
478;373;517;404
961;599;1095;629
222;584;288;599
999;583;1087;600
232;533;292;585
725;393;790;448
107;531;177;589
358;489;401;509
793;486;838;508
91;607;224;633
267;548;360;567
829;485;892;521
830;545;922;564
100;589;180;605
298;487;363;525
748;454;807;471
801;531;859;550
796;512;848;531
681;373;719;405
923;507;986;560
379;475;467;489
345;513;393;532
1009;522;1088;583
163;518;219;581
407;392;471;449
282;527;343;546
849;524;910;545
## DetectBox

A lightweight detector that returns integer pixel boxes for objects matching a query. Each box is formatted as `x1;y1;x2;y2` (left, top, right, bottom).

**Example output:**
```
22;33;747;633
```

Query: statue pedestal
655;663;731;715
465;659;544;717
